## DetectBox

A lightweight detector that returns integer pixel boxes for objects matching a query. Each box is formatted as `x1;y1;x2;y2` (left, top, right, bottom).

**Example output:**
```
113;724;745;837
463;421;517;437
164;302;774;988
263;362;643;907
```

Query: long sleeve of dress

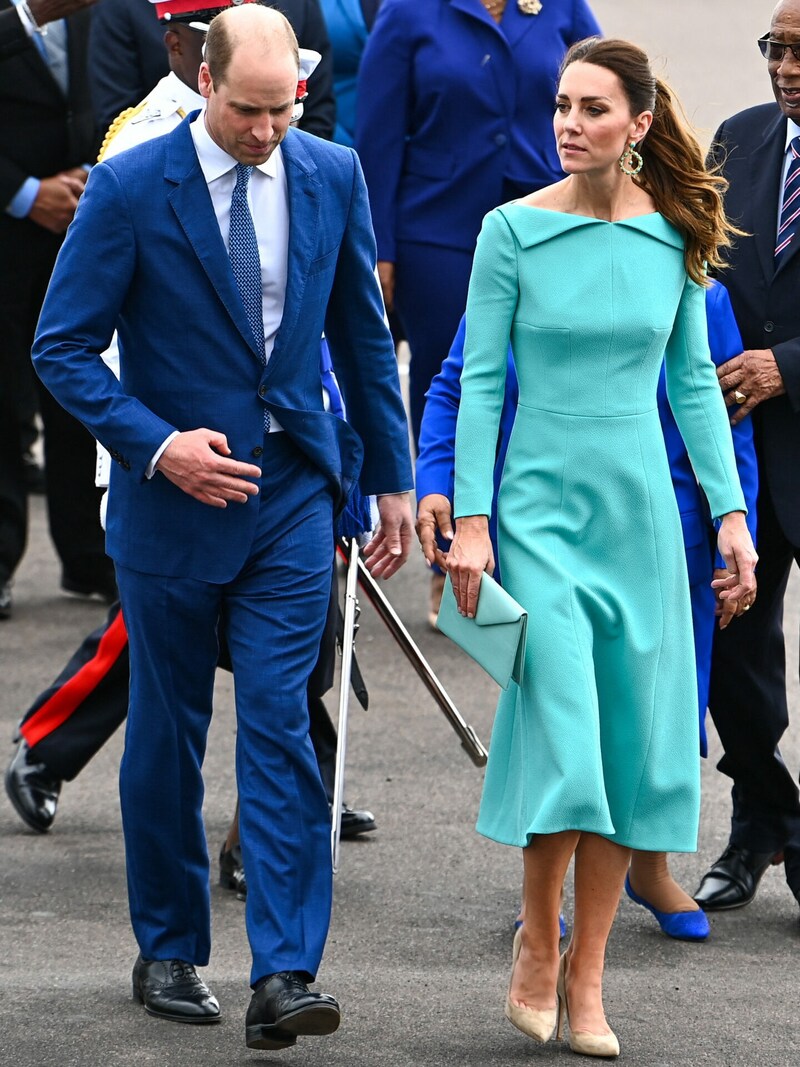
665;275;747;520
454;209;517;518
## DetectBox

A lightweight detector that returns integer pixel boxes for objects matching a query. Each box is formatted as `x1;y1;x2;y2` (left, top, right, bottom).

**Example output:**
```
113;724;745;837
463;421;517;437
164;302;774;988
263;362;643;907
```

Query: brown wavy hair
559;38;739;286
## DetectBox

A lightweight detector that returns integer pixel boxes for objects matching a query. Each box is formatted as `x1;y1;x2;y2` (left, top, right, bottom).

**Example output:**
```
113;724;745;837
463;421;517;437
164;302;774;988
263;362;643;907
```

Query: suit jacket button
494;132;508;146
251;446;263;457
764;320;774;333
258;385;267;398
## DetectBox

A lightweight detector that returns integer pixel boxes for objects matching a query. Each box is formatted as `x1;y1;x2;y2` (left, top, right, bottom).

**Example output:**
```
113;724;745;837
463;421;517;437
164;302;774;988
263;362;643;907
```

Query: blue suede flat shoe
624;873;710;941
514;914;567;939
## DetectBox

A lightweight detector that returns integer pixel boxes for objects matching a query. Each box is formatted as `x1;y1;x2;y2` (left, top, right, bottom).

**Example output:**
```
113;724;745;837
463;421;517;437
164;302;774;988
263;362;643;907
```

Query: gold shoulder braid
96;103;147;163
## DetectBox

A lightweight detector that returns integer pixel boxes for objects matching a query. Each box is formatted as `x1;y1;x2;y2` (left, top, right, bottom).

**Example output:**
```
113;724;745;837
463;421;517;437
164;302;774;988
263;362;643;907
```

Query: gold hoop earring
619;141;644;176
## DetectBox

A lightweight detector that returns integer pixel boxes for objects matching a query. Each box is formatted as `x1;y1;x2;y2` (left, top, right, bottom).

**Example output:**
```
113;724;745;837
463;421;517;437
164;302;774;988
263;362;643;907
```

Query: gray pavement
3;2;800;1064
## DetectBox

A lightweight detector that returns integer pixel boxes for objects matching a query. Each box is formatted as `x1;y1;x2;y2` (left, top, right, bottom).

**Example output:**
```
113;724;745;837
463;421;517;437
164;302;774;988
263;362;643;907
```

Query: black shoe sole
692;893;757;912
246;1004;340;1049
339;820;377;840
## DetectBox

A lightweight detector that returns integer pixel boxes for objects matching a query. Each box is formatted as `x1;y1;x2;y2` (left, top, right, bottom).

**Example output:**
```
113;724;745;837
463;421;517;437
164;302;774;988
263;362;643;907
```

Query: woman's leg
628;850;700;912
565;833;631;1036
510;831;579;1011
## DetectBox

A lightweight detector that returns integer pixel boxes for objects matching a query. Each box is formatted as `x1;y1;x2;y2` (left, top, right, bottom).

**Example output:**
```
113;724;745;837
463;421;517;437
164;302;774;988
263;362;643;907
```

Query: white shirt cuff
146;431;179;479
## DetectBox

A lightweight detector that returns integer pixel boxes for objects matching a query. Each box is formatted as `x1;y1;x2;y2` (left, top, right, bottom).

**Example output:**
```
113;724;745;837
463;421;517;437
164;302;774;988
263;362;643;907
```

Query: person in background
446;38;756;1057
319;0;378;146
417;281;758;945
354;0;600;626
88;0;336;140
694;0;800;919
0;0;114;621
0;1;99;60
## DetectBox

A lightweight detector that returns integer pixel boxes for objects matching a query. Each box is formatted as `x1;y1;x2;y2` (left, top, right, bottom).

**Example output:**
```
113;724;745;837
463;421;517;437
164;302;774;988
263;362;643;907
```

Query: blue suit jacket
416;280;758;579
33;117;412;583
354;0;601;259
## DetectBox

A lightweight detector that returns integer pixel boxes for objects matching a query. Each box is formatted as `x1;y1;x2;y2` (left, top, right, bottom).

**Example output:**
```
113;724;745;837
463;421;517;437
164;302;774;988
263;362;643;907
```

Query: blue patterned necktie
228;163;269;430
775;135;800;266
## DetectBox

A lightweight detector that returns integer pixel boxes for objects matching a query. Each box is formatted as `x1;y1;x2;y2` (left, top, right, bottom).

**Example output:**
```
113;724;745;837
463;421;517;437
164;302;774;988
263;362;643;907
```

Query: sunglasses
758;33;800;62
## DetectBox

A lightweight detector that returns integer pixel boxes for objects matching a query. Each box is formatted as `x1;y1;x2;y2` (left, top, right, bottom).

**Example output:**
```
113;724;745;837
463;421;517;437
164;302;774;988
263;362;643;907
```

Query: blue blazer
416;280;758;577
354;0;601;260
33;116;412;583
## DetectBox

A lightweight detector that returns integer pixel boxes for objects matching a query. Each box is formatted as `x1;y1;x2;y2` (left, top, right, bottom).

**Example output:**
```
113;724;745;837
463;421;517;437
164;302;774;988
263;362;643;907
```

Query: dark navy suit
33;116;411;983
417;281;758;757
706;104;800;891
355;0;601;441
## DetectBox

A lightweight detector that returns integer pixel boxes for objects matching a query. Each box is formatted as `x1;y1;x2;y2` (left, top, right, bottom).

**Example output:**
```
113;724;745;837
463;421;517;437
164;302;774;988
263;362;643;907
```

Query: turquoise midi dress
454;205;746;853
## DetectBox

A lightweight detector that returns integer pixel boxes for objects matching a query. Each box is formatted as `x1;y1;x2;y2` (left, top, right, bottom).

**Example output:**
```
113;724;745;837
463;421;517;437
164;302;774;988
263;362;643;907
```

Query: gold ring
733;389;747;405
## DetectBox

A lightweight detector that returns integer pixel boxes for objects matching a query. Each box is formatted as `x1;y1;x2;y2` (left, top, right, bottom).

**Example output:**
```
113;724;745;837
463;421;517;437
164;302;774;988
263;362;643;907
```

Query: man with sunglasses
693;0;800;918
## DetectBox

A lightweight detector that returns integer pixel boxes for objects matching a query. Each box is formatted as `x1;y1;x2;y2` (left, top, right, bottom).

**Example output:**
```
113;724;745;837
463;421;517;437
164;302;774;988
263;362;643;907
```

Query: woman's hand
712;511;758;612
446;515;494;618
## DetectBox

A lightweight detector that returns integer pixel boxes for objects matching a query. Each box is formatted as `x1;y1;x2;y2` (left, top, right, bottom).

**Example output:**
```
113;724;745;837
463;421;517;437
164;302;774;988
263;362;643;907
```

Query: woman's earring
619;141;644;176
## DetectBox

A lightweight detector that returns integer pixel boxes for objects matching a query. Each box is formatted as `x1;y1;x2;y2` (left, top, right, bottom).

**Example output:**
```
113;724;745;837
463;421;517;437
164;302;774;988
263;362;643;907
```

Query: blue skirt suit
454;207;747;852
354;0;601;444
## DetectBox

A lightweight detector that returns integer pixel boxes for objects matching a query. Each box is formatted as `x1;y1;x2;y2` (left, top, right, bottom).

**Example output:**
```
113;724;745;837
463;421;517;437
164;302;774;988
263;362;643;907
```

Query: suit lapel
750;112;788;283
165;115;263;360
265;130;321;377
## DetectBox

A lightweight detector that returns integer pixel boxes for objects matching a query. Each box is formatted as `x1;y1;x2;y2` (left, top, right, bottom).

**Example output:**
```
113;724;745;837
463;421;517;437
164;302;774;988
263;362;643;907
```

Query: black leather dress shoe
693;844;780;911
132;955;221;1024
339;806;377;839
246;972;340;1050
219;842;247;900
4;739;61;832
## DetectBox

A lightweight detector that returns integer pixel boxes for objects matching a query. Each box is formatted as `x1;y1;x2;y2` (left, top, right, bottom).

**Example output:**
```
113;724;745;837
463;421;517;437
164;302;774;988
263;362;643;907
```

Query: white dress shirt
148;110;290;475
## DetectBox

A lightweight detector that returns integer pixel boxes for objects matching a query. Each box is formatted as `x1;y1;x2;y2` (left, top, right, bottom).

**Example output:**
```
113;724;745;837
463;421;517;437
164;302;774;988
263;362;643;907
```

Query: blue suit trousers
115;433;334;986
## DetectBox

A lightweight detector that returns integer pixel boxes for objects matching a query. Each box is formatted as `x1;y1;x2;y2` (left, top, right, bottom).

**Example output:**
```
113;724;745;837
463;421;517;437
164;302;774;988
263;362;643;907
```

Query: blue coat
354;0;601;259
33;116;412;583
416;281;758;751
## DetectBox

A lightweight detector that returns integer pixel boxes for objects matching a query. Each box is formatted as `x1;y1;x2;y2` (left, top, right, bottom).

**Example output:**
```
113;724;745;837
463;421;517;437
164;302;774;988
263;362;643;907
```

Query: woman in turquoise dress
448;38;758;1058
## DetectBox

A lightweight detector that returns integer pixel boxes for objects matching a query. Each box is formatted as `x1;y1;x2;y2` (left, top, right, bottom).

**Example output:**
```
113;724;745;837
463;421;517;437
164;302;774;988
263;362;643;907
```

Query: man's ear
198;61;213;100
164;29;181;58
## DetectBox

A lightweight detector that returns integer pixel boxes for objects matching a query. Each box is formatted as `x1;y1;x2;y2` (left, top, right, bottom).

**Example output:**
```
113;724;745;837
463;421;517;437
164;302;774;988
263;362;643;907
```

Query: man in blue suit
33;3;413;1051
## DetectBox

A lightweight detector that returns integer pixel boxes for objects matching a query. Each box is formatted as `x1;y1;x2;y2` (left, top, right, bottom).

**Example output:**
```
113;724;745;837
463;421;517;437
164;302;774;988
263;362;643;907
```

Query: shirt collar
190;108;280;182
785;117;800;151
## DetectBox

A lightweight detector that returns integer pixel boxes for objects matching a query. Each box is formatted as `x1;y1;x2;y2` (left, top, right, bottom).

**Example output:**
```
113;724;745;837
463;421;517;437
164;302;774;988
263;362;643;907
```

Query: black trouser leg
708;481;800;857
19;603;129;780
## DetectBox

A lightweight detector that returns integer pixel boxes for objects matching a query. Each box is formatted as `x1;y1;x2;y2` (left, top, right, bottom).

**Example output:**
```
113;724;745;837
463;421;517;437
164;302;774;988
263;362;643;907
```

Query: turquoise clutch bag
436;572;527;689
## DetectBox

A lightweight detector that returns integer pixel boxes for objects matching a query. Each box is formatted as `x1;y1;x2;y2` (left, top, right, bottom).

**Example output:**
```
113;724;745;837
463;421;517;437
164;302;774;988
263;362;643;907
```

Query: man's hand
155;429;261;508
712;567;740;629
362;492;413;579
377;261;395;313
415;493;453;569
28;173;85;234
28;0;100;24
717;349;785;425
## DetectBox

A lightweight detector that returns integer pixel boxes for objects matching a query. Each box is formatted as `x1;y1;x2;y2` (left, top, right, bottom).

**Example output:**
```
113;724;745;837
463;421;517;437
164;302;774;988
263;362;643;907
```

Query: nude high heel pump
504;928;558;1043
556;953;620;1058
